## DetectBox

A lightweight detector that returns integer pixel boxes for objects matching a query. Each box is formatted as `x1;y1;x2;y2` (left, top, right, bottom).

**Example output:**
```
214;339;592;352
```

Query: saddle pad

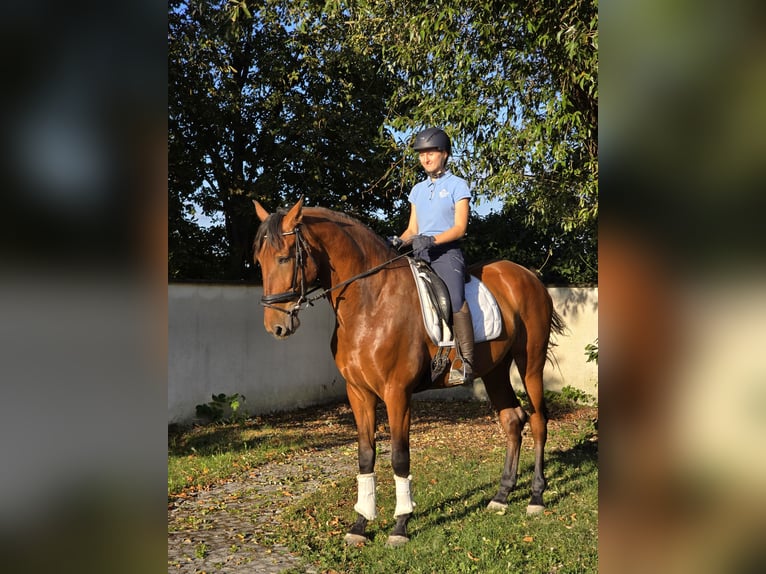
410;260;502;345
466;276;503;343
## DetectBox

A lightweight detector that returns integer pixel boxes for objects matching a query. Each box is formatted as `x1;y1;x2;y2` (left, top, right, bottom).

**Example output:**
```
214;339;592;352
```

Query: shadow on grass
409;438;597;531
169;398;597;483
168;400;360;457
411;479;499;529
542;438;598;507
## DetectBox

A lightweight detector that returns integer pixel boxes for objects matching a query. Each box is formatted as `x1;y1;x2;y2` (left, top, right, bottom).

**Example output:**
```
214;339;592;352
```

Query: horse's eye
278;256;291;264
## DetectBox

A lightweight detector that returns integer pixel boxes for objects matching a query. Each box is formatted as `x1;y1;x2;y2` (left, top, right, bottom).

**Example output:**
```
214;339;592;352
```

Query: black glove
386;235;404;251
411;234;435;262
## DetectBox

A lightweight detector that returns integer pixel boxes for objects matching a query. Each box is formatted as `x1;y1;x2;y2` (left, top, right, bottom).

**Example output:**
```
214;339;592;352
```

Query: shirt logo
439;188;449;198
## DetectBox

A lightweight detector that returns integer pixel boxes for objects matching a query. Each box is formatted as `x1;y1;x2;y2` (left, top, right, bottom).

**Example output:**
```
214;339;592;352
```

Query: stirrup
446;359;473;387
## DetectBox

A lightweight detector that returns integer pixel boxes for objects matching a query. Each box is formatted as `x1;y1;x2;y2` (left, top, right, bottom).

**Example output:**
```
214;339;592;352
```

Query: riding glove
411;234;435;262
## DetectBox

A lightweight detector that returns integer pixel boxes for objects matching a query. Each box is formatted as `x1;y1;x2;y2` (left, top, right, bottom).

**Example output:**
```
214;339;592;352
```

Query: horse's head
253;197;319;339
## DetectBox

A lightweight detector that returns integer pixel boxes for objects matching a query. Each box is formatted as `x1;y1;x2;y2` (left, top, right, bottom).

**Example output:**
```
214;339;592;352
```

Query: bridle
259;224;411;319
259;225;321;317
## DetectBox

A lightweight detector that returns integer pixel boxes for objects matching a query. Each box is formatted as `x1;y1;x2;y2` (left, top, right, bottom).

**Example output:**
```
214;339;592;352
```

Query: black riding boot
449;302;475;386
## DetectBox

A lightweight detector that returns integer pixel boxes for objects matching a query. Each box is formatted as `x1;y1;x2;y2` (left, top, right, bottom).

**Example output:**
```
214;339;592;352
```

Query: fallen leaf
523;536;534;542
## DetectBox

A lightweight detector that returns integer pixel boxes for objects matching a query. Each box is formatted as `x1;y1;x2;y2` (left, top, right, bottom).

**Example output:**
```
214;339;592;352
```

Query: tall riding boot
449;302;475;386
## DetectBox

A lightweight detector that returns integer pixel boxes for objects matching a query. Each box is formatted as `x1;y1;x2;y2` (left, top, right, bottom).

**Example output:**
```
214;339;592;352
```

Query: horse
253;197;565;547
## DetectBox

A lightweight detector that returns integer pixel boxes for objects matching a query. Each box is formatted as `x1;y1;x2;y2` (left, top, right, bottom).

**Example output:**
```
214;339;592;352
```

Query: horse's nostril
274;325;284;336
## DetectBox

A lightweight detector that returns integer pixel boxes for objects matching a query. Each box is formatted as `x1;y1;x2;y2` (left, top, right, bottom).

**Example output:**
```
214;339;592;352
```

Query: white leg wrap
353;473;377;521
394;474;416;517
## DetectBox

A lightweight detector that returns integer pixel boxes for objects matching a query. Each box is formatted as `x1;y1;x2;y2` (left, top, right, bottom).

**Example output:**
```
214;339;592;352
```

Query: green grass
168;397;598;572
277;431;597;573
168;402;358;497
168;423;298;495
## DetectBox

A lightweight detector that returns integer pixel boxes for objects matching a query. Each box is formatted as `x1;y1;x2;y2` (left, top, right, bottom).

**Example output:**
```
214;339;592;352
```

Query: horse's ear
282;196;304;231
253;200;270;222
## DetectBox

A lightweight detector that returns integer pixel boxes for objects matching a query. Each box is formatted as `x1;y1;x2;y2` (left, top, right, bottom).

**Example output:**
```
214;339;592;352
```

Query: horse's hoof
385;534;410;547
344;533;369;546
487;500;507;513
526;504;545;515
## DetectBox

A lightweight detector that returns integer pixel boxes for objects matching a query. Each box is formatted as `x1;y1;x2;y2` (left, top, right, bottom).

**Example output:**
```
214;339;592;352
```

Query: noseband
260;225;320;316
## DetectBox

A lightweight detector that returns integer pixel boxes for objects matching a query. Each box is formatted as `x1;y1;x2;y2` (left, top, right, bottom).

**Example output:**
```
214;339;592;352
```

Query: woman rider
394;127;474;385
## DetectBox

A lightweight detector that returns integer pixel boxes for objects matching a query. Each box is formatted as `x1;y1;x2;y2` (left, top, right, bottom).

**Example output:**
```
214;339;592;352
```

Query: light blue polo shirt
408;171;471;236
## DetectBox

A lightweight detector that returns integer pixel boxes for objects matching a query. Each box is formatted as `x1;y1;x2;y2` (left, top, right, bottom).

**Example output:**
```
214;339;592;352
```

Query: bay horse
253;197;565;547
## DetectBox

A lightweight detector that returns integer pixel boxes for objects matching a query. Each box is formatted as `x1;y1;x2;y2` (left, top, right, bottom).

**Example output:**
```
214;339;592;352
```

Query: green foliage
195;392;247;423
169;0;597;283
516;386;596;412
560;385;596;406
169;0;403;279
465;202;596;285
584;338;599;364
335;0;598;233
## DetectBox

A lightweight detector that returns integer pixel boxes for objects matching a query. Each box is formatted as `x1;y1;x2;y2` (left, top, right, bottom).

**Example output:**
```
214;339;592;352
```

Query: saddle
408;258;502;383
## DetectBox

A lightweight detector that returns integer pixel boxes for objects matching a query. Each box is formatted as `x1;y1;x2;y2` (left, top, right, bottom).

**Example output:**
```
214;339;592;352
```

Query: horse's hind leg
513;333;550;514
483;358;528;511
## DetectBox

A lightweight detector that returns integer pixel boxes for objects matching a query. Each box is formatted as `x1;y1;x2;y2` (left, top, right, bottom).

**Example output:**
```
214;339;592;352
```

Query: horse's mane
255;206;391;258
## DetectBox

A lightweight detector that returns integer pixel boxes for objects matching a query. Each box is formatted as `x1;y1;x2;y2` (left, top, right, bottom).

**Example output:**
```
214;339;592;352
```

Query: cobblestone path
168;441;360;573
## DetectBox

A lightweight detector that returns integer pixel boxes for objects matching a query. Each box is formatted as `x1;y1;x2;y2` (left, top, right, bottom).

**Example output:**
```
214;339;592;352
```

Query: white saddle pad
409;260;502;346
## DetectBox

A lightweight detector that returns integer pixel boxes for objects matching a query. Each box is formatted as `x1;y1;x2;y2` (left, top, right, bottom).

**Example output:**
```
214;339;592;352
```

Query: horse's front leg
345;384;378;546
385;392;414;547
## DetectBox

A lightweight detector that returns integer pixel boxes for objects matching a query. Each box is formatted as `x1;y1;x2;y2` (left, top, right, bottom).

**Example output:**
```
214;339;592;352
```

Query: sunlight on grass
168;398;597;572
277;426;597;573
168;423;310;496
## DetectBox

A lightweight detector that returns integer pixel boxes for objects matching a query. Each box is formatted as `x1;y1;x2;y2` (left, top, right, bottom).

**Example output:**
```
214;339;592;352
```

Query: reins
260;224;411;317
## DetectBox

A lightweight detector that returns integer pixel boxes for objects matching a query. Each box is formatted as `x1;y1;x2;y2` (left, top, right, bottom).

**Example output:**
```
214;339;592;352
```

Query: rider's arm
399;205;419;242
433;198;469;245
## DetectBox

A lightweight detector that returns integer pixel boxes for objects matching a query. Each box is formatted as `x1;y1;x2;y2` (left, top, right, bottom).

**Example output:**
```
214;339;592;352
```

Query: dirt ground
167;399;597;573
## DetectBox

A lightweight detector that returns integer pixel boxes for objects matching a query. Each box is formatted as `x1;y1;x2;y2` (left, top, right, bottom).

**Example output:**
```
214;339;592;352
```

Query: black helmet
412;127;451;155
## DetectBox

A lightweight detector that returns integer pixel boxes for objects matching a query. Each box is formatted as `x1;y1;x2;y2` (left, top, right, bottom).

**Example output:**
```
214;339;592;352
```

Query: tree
169;0;403;279
169;0;598;283
330;0;598;259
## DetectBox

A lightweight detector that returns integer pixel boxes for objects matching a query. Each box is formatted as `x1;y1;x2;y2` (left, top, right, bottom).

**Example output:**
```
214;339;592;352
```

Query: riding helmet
412;127;451;155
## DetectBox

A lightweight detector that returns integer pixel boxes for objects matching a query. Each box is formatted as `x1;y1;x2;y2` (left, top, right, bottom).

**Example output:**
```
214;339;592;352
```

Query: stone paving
168;442;359;573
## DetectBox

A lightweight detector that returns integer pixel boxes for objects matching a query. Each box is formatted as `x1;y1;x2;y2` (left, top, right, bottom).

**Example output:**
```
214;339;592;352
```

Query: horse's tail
546;307;567;365
550;307;566;339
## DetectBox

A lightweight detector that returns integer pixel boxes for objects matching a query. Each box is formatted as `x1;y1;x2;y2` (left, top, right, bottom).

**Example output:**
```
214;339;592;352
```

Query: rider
394;127;475;386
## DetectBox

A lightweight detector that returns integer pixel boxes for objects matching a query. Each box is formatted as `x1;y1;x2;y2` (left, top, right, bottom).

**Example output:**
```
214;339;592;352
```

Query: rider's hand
411;234;435;262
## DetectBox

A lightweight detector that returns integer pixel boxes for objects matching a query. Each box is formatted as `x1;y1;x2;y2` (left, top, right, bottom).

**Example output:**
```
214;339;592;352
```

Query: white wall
168;284;598;423
544;287;599;392
168;283;345;424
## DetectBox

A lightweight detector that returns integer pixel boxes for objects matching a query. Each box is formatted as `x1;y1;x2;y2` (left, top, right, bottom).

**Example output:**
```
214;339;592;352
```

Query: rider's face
418;149;447;173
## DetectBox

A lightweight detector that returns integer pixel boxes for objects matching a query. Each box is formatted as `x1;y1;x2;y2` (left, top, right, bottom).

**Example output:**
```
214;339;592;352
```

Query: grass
168;393;598;573
168;403;357;497
277;406;597;573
